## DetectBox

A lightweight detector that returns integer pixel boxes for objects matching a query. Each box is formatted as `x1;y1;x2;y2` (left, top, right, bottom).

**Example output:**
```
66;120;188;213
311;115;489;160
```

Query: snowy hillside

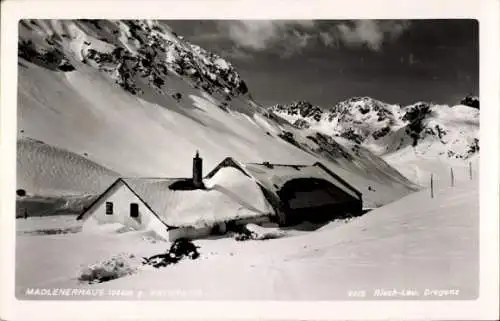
17;138;118;196
16;178;478;299
270;97;479;185
17;19;418;211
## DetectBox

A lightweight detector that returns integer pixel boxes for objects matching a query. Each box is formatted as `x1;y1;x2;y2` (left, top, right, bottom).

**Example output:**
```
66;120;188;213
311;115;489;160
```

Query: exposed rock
460;95;479;109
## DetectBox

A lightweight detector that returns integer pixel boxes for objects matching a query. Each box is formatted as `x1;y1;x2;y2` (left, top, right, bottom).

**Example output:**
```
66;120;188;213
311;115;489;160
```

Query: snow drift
17;138;118;196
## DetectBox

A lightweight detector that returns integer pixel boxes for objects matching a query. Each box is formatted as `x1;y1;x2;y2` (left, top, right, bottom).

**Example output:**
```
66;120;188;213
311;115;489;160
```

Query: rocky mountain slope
270;97;479;185
19;20;248;100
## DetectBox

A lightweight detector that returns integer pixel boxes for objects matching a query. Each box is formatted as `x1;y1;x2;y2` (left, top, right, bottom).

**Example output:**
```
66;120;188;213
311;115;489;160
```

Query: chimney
192;150;204;189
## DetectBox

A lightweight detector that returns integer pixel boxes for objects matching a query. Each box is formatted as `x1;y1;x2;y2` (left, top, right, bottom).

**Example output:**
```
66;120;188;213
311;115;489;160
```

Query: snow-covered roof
203;166;275;214
241;163;361;200
122;177;272;229
205;158;362;202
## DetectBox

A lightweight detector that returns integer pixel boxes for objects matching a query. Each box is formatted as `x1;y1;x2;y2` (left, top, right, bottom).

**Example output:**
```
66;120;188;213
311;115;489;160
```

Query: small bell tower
192;150;204;189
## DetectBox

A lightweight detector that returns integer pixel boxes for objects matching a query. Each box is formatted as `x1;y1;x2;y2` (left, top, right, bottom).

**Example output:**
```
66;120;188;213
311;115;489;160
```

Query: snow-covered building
206;158;363;225
77;153;362;241
77;153;275;241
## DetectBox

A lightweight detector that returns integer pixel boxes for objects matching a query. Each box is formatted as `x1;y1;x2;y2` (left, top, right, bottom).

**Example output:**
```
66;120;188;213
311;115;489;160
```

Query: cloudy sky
164;20;478;108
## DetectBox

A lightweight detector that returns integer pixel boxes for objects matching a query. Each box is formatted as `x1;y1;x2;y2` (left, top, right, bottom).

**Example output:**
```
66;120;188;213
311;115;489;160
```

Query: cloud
335;20;411;51
205;20;411;57
221;21;277;50
319;31;338;47
215;20;316;53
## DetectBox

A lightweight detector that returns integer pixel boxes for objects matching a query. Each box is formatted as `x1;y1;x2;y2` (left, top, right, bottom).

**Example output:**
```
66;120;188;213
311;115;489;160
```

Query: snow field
16;178;478;300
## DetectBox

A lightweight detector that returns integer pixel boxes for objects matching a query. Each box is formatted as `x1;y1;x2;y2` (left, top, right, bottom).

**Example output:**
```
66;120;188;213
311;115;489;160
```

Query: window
130;203;139;218
105;202;113;215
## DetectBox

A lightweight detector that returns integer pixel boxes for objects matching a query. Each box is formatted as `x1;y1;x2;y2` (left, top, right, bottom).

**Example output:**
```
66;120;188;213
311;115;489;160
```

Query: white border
1;0;499;320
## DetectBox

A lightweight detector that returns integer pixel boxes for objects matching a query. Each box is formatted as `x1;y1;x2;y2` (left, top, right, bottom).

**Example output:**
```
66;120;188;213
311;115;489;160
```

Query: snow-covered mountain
17;19;420;212
270;97;479;185
13;20;483;307
18;20;248;99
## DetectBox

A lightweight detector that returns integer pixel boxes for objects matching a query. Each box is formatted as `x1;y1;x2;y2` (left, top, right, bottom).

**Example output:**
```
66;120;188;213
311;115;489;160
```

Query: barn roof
206;158;362;201
244;163;359;198
242;162;361;200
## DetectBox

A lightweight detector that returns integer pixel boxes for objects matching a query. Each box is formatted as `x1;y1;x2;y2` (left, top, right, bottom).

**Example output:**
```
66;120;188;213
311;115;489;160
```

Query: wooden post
450;167;454;187
430;173;434;198
469;162;472;180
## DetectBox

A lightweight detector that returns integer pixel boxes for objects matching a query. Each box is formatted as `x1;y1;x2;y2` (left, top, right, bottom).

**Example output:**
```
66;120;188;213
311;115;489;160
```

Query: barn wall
276;177;363;225
81;181;169;240
232;215;271;226
168;226;213;242
288;190;351;209
167;215;272;242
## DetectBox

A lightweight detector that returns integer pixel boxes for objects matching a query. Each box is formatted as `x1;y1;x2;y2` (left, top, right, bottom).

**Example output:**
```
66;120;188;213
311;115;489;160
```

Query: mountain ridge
269;96;479;185
269;96;479;158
